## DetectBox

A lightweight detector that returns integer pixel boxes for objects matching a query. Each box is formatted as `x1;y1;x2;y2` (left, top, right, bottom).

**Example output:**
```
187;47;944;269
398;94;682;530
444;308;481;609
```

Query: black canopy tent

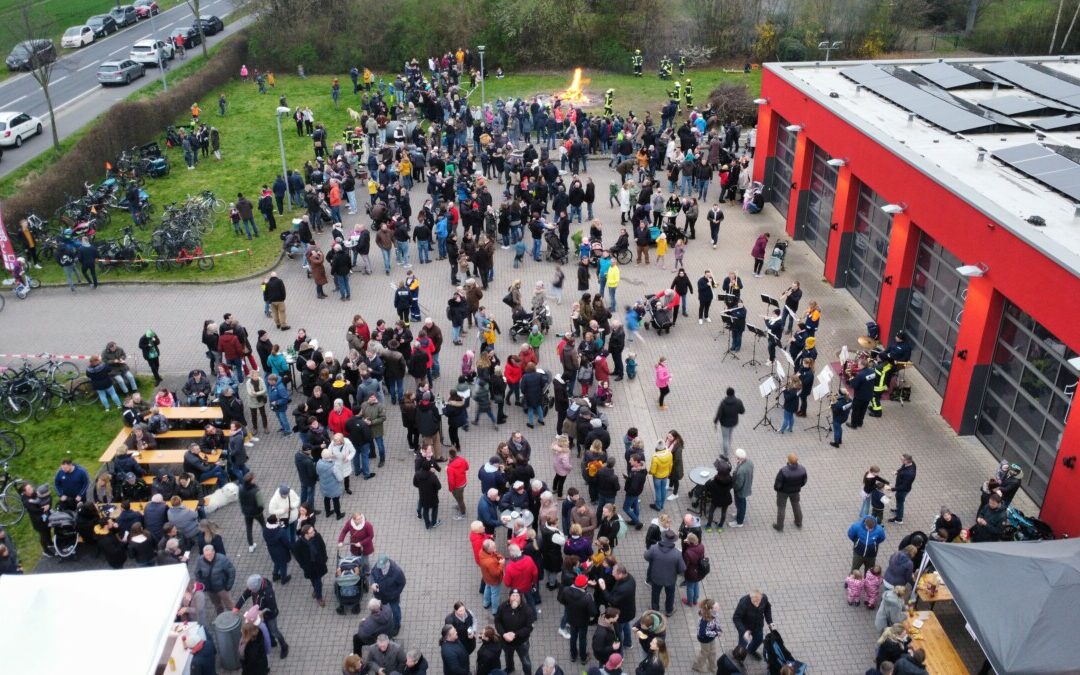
922;539;1080;674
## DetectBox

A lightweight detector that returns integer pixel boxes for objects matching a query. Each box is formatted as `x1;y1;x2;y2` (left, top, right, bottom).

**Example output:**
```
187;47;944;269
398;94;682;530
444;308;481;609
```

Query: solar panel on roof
912;61;1001;89
840;63;1028;134
1032;114;1080;131
980;95;1076;117
991;143;1080;202
981;61;1080;108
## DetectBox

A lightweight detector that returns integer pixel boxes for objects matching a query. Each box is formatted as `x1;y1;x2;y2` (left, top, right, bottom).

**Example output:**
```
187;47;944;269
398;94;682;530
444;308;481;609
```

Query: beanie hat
574;574;588;588
606;653;624;669
246;574;263;591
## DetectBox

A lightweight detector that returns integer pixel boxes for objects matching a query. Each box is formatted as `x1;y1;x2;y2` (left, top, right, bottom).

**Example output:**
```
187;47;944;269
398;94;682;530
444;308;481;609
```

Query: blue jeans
395;241;410;266
380;248;392;272
731;330;744;351
780;410;795;433
623;495;641;525
387;601;402;632
608;286;617;309
437;235;447;258
511;225;523;243
680;294;688;316
386;378;404;404
335;274;350;299
431;352;440;379
198;466;228;484
680;175;693;196
352;446;372;477
894;490;909;521
227;359;245;383
112;370;137;394
653;477;668;509
483;582;501;609
274;408;291;433
739;627;764;656
617;621;632;650
271;557;288;580
570;205;582;223
650;583;676;614
451;324;463;343
300;483;315;506
833;422;843;445
96;386;122;409
228;462;250;482
346;191;357;213
372;436;386;461
418;240;431;263
532;238;542;261
686;580;700;605
527;405;544;426
734;496;747;525
697;178;709;201
587;202;594;219
242;217;259;239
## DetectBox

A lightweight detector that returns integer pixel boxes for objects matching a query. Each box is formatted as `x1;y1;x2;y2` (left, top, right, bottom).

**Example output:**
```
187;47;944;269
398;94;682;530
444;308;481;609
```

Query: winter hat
606;654;624;669
574;574;588;588
243;605;262;626
590;418;603;428
662;529;677;542
246;574;263;592
278;484;290;496
512;481;525;489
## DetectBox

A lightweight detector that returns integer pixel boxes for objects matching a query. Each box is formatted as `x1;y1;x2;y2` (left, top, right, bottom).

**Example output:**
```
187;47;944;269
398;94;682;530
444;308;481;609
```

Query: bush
1;35;249;227
705;83;757;127
777;36;808;61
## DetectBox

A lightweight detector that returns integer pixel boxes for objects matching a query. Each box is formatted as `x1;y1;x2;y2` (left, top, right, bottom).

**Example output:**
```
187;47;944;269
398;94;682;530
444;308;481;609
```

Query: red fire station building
754;56;1080;536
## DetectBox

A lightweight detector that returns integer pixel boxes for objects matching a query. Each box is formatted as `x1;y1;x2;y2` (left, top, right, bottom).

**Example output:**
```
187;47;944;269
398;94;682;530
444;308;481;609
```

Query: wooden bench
141;475;219;488
130;449;221;466
101;500;200;514
99;429;132;464
155;429;233;441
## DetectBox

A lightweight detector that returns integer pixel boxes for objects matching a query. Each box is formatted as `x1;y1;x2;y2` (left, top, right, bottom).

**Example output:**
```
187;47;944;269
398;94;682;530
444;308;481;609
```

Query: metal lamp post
275;106;292;212
818;40;843;61
477;45;486;107
149;9;167;91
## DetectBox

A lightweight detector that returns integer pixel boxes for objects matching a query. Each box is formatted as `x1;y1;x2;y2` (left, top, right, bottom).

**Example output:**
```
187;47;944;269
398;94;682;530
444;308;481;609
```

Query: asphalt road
0;0;249;179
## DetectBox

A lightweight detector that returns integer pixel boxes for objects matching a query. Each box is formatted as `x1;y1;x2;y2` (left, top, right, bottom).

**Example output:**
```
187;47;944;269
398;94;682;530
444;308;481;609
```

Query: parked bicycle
0;464;28;527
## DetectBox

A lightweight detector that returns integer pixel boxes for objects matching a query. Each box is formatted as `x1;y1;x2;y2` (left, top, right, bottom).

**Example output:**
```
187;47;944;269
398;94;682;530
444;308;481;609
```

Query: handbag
699;555;712;578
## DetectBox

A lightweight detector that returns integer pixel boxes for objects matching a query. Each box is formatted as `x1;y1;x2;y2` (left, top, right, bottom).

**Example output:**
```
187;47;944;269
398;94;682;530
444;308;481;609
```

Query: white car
129;39;173;65
0;111;43;148
61;25;95;49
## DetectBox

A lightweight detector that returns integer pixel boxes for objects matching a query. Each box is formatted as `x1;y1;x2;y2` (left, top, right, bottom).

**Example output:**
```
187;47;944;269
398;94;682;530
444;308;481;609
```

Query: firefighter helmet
635;49;641;55
606;88;614;95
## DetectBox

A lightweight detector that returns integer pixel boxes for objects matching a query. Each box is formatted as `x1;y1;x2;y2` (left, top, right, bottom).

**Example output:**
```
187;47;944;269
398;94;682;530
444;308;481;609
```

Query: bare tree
12;4;61;151
1060;0;1080;53
1051;0;1066;53
964;0;993;38
186;0;209;58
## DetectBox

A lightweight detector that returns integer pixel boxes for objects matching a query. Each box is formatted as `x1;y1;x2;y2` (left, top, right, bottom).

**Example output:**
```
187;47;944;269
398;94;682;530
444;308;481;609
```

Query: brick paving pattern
1;157;1028;674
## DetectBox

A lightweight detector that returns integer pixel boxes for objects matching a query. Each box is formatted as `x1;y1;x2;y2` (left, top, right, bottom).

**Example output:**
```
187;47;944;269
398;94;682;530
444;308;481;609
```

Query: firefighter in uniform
604;89;614;117
669;81;681;113
659;56;672;80
880;330;913;398
684;78;694;108
678;55;687;76
632;50;643;77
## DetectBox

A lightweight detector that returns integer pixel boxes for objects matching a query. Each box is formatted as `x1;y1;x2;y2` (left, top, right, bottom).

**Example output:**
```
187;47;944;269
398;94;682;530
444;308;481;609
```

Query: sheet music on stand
812;381;832;401
759;377;777;398
781;348;795;368
774;360;785;379
839;345;850;363
817;364;834;385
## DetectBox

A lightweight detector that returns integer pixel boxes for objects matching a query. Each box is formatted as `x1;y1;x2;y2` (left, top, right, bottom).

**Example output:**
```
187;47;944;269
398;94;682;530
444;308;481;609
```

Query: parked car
133;0;159;18
130;39;174;64
87;15;119;38
61;25;95;49
108;5;138;28
194;15;224;35
0;112;44;148
96;59;145;86
169;26;201;49
5;40;56;71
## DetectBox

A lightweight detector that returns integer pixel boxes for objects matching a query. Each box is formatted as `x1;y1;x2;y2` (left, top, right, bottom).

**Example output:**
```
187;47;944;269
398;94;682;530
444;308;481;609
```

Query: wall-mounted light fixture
956;263;989;278
957;349;969;361
785;124;803;133
830;222;839;231
826;158;847;167
753;98;769;105
883;275;894;285
881;203;906;215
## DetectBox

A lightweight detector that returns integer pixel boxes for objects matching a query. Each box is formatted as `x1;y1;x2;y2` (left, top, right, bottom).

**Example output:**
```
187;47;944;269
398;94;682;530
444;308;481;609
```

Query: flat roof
765;56;1080;278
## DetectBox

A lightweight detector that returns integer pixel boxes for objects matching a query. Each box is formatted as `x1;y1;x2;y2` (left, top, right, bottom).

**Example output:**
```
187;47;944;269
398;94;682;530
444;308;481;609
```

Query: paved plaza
0;157;1027;674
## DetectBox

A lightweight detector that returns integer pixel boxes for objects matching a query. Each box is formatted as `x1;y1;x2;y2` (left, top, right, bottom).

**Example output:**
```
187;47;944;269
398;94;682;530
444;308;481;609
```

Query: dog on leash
346;107;362;123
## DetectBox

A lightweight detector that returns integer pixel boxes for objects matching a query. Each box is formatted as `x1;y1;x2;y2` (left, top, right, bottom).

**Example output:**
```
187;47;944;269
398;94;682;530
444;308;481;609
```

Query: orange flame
555;68;591;106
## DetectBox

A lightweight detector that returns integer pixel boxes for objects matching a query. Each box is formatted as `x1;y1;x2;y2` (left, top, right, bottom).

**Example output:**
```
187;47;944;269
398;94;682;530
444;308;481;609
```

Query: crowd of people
4;50;1002;675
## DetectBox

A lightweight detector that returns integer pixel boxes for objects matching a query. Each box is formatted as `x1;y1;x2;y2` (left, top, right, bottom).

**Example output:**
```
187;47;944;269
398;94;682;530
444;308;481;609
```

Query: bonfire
555;68;591;106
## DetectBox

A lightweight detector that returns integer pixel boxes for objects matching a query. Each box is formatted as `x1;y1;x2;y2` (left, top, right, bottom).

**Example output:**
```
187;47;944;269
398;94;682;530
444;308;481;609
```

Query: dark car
5;40;57;71
108;5;138;28
87;15;119;37
194;15;224;35
169;26;201;49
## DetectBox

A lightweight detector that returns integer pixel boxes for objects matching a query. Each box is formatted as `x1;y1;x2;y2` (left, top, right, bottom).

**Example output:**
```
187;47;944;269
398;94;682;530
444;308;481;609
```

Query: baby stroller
334;553;369;614
764;240;788;276
510;305;552;341
545;230;568;264
48;510;80;561
764;629;807;674
1002;507;1055;541
645;296;674;334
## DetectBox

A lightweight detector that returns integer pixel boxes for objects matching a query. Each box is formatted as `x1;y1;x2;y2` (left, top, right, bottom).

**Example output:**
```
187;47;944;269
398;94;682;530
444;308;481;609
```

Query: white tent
0;564;189;675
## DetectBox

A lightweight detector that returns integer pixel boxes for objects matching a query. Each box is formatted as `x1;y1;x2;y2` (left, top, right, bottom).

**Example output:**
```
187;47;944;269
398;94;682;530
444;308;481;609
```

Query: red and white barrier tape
96;248;253;264
0;353;96;360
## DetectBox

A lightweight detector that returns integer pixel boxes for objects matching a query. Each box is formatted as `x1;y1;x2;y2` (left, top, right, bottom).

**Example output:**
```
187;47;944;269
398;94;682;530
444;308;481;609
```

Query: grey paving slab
5;156;1025;675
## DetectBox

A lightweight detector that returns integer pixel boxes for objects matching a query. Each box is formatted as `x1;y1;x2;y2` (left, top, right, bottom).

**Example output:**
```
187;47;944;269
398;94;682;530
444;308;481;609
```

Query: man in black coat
594;457;620;520
598;564;636;648
713;387;746;456
494;589;536;674
265;272;289;330
732;590;774;659
557;574;597;663
294;446;318;505
292;523;328;606
272;175;287;214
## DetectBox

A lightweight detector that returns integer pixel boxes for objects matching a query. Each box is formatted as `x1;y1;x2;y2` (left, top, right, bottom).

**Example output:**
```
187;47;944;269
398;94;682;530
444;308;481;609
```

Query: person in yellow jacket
649;441;674;510
606;259;621;310
362;67;373;91
655;232;668;270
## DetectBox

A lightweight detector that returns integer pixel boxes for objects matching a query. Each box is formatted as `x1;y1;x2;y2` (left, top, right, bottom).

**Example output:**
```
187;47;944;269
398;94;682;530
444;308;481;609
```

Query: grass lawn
20;67;760;285
3;375;155;572
0;0;184;82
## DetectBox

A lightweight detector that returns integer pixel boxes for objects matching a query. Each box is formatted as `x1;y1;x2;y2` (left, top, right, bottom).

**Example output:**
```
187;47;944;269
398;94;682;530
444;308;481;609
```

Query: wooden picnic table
904;610;969;675
159;406;223;421
98;500;199;516
130;449;221;466
916;572;954;609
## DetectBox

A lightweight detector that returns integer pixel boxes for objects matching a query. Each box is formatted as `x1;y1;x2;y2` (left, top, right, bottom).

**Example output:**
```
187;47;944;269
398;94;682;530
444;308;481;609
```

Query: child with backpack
864;564;884;608
513;239;526;268
577;359;595;396
845;568;865;606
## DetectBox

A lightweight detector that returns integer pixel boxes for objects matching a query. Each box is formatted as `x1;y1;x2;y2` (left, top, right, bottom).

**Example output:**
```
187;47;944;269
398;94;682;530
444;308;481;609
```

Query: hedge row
2;34;249;226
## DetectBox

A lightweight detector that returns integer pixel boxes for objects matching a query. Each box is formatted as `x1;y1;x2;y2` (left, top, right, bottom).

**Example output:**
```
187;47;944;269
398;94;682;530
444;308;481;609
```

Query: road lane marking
7;94;27;106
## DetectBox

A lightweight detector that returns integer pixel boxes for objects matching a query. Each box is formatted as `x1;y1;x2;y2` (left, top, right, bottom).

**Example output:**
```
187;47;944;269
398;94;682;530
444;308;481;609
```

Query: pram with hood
49;509;80;560
1002;506;1055;541
765;240;788;276
510;305;552;341
545;229;568;264
645;294;674;334
764;629;807;674
334;553;369;614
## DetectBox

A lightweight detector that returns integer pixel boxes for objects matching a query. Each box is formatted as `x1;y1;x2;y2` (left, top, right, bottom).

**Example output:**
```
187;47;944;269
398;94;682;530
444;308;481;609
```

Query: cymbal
857;335;878;349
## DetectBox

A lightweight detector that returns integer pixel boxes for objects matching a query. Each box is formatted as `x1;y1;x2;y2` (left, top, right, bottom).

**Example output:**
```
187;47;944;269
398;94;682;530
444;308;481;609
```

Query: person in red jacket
337;512;375;564
504;355;524;406
327;399;354;436
446;447;470;519
218;328;246;382
502;543;539;605
594;353;611;386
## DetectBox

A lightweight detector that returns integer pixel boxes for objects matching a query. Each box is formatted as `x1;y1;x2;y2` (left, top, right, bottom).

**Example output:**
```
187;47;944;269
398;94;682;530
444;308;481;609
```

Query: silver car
96;59;145;86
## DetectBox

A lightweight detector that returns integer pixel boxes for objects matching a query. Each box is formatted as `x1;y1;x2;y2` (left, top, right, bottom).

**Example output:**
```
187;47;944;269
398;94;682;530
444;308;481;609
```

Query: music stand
753;376;777;431
720;315;739;360
761;293;780;312
743;325;767;368
806;378;833;441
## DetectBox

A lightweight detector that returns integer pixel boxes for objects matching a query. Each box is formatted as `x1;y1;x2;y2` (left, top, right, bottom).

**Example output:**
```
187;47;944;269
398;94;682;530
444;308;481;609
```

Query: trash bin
213;610;242;670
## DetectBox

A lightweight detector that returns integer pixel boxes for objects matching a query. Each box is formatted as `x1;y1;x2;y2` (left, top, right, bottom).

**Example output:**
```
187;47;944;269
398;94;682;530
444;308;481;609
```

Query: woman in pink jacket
655;355;672;410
